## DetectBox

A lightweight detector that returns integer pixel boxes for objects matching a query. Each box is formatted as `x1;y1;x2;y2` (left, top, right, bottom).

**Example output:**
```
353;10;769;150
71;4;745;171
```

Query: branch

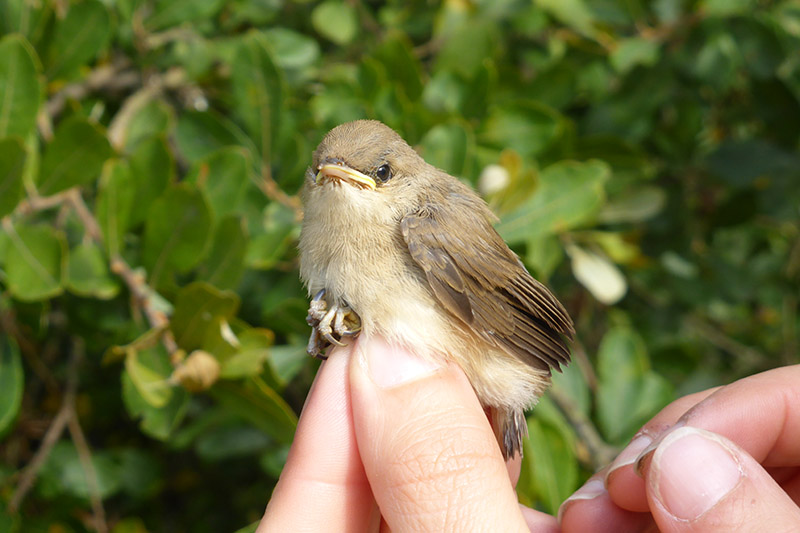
8;349;80;512
258;162;303;222
548;386;618;470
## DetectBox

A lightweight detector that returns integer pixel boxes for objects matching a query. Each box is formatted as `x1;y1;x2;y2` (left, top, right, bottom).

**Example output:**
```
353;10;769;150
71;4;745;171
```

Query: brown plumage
299;120;574;459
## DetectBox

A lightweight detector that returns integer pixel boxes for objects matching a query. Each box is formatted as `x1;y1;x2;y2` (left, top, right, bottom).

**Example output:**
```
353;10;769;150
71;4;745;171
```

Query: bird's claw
306;289;362;358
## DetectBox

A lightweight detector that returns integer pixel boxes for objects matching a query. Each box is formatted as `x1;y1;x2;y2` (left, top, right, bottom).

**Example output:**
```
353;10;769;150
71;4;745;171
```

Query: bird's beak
315;163;376;191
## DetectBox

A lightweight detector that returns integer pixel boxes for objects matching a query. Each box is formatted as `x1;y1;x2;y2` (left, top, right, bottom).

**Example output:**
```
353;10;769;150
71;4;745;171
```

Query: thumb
640;426;800;533
348;335;535;532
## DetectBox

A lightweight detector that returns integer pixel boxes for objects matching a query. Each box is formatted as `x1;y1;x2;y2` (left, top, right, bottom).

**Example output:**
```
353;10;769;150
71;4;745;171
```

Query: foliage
1;0;799;529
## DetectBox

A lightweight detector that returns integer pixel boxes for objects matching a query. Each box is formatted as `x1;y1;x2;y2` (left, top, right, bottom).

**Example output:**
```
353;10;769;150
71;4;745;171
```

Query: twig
258;162;303;222
66;341;108;533
549;386;617;470
45;57;139;119
687;317;771;370
8;349;81;512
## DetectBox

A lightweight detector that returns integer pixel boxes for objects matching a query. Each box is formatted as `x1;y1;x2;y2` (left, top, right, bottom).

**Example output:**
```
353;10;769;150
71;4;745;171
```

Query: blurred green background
1;0;799;531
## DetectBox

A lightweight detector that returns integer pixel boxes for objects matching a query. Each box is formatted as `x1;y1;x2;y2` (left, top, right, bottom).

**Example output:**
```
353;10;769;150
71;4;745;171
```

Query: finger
259;345;378;533
606;389;719;512
558;472;656;533
349;334;534;532
611;365;800;512
641;426;800;532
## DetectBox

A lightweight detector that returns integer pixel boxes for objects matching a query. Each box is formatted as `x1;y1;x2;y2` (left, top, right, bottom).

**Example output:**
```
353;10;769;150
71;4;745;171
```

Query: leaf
174;110;254;165
122;368;189;441
497;160;610;244
373;34;424;101
534;0;596;38
143;183;212;286
127;136;174;227
39;442;122;501
122;99;174;153
480;101;564;160
519;417;578;514
37;117;114;196
145;0;226;31
220;328;274;379
0;336;24;438
231;31;284;160
211;379;297;445
264;27;321;71
610;37;660;74
0;34;42;139
95;159;136;257
186;147;250;219
418;122;472;178
524;234;564;281
0;137;26;218
598;186;666;223
170;282;240;352
567;244;627;305
46;0;111;80
311;0;358;45
596;327;673;443
701;0;756;17
4;223;66;301
124;348;173;408
197;216;248;290
66;242;120;299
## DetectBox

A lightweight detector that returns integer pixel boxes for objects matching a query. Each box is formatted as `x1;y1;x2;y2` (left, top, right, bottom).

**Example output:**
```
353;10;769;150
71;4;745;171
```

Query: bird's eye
375;164;392;183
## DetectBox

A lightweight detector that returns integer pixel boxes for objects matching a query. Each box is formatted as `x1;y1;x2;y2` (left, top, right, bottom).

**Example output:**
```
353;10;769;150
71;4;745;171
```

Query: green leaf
143;183;212;286
122;99;173;154
519;417;578;514
122;368;189;441
596;327;673;443
524;234;564;281
497;160;610;244
535;0;596;37
264;27;321;72
37;117;114;196
245;203;297;270
311;0;358;45
418;122;472;178
124;348;173;408
598;186;666;223
186;147;250;219
373;34;424;101
211;379;297;445
610;37;660;74
0;34;42;139
95;159;136;257
174;110;254;165
4;223;65;301
39;442;122;501
127;136;174;227
480;101;564;160
46;0;111;80
220;328;274;379
171;281;240;352
66;242;119;299
0;337;24;438
231;32;284;161
197;216;248;290
145;0;226;31
0;137;26;218
701;0;756;17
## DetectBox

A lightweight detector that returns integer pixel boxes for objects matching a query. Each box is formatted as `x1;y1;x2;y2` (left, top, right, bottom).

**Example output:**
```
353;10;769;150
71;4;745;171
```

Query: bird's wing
401;196;573;371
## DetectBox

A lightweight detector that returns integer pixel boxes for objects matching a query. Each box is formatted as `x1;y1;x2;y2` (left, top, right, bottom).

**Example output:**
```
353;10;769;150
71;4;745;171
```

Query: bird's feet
306;289;362;359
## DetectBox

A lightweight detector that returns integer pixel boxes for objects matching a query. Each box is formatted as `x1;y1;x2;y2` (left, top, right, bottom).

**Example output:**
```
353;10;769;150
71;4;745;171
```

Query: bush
1;0;798;530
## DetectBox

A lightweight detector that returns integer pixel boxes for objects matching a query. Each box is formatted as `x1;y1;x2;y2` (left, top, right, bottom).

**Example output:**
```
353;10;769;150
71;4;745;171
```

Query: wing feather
401;195;573;372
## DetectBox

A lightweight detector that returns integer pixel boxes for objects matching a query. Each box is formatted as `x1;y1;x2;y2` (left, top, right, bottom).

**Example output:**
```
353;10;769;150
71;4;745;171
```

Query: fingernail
606;434;652;483
634;420;685;477
557;477;606;523
358;335;442;389
649;427;742;521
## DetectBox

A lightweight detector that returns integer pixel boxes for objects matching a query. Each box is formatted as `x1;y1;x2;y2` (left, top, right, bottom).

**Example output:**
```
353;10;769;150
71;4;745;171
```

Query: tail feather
491;408;528;460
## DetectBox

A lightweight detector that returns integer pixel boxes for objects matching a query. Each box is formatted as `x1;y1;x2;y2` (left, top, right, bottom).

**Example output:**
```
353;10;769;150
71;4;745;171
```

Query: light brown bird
299;120;574;459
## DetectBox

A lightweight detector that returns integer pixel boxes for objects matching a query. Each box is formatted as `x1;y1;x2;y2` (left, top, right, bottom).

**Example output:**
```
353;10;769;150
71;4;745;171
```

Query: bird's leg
306;289;362;359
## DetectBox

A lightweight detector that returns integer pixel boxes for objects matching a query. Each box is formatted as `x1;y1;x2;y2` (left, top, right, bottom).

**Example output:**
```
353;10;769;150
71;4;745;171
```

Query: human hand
257;335;559;532
559;365;800;532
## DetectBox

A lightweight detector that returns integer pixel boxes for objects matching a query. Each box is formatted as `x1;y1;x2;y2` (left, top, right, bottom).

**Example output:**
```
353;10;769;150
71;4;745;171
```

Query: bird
298;119;574;460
